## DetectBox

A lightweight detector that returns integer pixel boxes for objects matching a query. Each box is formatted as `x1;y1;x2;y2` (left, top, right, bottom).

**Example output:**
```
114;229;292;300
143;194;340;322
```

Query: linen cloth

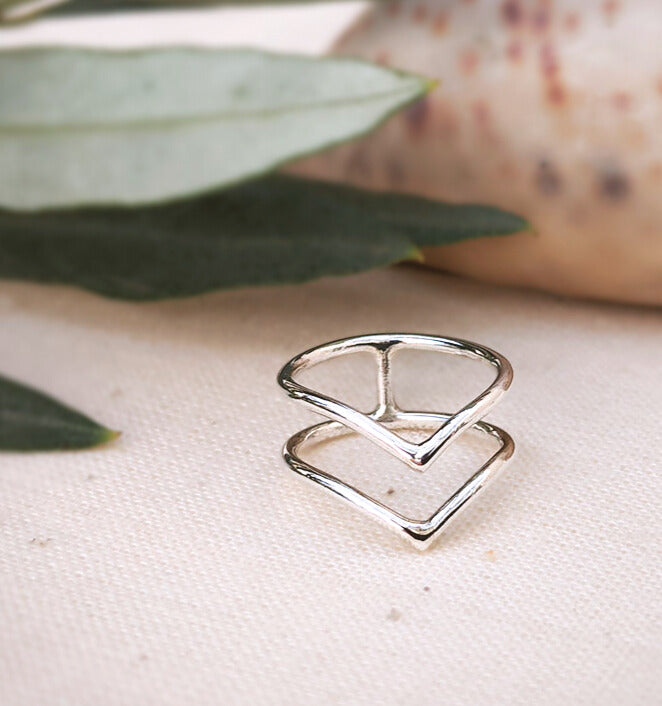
1;268;660;706
1;4;661;705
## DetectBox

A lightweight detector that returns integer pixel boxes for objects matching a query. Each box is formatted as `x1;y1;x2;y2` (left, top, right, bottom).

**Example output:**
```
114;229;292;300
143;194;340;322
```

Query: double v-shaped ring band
278;333;515;549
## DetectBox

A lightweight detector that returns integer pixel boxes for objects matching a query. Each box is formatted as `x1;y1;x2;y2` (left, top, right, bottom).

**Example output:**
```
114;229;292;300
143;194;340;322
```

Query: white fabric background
1;4;661;705
1;268;660;706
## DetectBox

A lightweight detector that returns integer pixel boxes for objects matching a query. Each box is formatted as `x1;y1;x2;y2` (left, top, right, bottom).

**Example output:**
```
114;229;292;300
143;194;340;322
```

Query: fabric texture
1;4;661;705
1;267;660;706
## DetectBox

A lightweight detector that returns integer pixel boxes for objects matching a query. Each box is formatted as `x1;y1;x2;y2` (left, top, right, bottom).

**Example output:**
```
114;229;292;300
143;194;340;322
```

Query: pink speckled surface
295;0;662;305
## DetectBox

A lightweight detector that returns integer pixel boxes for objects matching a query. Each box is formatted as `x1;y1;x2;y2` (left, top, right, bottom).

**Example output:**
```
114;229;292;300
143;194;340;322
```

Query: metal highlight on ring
277;333;515;550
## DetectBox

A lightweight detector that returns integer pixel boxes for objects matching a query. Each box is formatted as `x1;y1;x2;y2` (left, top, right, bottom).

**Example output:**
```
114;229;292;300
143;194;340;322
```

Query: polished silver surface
278;333;515;550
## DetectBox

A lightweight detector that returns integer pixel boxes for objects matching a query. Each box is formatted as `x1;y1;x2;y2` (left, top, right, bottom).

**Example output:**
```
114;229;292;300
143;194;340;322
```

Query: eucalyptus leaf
0;375;119;451
0;47;430;210
0;175;527;300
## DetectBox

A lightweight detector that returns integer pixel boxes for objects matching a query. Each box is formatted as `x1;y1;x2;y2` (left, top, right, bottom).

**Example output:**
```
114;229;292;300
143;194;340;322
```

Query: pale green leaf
0;47;430;210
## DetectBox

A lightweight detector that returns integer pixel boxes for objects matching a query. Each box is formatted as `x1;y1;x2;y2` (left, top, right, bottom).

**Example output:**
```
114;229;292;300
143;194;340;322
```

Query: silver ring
277;333;515;550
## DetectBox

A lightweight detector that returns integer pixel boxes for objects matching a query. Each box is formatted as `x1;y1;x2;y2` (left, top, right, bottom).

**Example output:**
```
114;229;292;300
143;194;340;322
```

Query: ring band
278;333;515;550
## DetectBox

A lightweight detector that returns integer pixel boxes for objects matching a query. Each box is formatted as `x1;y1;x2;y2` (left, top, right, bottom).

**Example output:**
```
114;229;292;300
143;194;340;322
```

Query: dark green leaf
0;0;348;23
0;47;430;210
0;375;119;451
0;175;527;300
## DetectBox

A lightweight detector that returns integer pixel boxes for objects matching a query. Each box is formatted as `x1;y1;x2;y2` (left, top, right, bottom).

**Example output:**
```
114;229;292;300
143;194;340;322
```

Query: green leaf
0;175;527;300
0;0;351;23
0;47;430;210
0;375;119;451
